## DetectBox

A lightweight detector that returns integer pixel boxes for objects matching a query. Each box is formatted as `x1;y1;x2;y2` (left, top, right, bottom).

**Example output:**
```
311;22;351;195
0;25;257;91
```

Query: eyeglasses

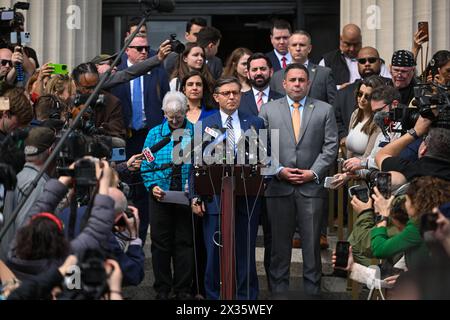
0;59;12;67
128;46;150;53
357;91;372;100
216;91;241;97
357;57;379;64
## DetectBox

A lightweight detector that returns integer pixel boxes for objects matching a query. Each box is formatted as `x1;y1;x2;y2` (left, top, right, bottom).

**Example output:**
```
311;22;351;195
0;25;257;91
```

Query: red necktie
281;56;287;69
257;91;264;112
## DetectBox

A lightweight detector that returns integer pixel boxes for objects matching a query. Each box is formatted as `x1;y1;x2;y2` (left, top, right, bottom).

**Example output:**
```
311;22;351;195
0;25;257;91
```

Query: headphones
34;95;63;120
31;213;64;232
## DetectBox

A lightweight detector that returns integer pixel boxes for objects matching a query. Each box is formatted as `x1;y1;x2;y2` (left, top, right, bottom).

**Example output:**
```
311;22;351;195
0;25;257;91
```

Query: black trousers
149;197;194;295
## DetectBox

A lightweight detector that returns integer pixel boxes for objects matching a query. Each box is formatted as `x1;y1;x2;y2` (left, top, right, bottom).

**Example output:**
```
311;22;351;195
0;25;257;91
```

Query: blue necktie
132;77;143;130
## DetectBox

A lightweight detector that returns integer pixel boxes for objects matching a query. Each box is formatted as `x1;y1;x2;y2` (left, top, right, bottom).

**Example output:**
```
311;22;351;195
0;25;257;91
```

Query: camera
379;83;450;134
57;158;97;187
0;2;30;47
61;248;109;300
348;185;370;203
169;34;185;54
73;93;105;109
115;207;135;228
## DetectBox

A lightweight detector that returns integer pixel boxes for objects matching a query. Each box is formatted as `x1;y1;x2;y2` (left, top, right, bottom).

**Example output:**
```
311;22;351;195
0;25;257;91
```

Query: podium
194;164;264;300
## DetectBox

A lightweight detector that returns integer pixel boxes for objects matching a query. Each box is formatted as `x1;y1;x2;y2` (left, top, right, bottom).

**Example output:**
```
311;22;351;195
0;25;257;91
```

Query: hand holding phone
418;21;429;42
49;63;69;75
376;172;392;199
348;185;370;203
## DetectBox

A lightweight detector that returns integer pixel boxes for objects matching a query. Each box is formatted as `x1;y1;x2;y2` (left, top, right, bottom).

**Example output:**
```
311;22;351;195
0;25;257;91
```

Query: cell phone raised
418;21;429;42
49;63;69;75
376;172;392;199
334;241;350;269
348;185;370;203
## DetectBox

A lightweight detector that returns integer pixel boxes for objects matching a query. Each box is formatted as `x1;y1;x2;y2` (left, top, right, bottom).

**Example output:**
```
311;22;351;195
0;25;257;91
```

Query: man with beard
334;47;391;146
239;53;284;116
390;50;418;105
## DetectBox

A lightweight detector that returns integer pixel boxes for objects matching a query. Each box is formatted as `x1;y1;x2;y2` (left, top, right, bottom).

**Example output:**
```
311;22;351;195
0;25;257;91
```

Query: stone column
341;0;450;69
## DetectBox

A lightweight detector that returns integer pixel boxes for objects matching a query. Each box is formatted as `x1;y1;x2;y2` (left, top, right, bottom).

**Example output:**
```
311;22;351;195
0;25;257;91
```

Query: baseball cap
24;127;56;156
91;53;118;65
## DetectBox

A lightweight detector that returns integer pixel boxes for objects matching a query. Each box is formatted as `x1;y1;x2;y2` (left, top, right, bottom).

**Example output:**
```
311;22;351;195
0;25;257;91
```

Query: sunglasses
357;57;379;64
129;46;150;53
357;91;372;100
0;59;12;67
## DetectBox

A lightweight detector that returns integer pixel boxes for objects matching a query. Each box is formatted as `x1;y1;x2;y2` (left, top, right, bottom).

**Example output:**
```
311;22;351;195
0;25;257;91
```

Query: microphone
150;136;171;153
139;0;175;12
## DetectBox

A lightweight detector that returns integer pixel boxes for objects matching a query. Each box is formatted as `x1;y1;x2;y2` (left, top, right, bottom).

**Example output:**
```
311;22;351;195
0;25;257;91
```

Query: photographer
72;62;126;140
0;126;55;260
93;39;172;91
4;159;116;281
7;254;124;300
376;118;450;183
371;177;450;269
0;87;33;143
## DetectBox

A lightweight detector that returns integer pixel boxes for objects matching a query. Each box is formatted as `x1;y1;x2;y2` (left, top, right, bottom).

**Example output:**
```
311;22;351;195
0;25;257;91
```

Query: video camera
0;2;30;47
381;83;450;134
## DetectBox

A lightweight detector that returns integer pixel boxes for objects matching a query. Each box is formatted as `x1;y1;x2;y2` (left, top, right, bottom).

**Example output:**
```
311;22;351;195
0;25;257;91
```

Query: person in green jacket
371;176;450;269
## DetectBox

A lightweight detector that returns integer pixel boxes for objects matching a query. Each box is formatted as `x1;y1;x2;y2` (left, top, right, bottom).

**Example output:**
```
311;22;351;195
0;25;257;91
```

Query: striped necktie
226;116;235;153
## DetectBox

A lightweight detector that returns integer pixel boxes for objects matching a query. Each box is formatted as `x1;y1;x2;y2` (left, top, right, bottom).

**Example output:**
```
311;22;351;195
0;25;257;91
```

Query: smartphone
49;63;69;75
418;21;429;42
110;147;126;162
376;172;392;199
348;185;370;203
324;176;336;188
335;241;350;269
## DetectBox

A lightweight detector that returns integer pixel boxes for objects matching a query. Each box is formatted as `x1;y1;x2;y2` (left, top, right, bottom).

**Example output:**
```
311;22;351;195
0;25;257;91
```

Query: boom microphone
138;0;175;12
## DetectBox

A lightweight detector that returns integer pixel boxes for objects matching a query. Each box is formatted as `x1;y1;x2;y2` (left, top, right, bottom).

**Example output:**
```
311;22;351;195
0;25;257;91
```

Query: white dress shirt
274;50;292;68
252;86;271;106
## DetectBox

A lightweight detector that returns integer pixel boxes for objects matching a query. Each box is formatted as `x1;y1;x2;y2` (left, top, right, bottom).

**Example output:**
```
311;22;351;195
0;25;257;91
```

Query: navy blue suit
199;111;264;300
265;51;282;72
111;50;170;157
239;89;284;116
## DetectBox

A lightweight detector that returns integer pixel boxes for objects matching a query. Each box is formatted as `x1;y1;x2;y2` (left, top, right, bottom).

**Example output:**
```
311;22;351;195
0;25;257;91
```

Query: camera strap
68;195;78;240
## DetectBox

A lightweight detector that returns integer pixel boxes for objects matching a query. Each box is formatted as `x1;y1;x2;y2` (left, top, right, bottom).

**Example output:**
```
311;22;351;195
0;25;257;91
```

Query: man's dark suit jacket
111;50;170;131
265;50;282;72
239;88;284;116
206;56;223;80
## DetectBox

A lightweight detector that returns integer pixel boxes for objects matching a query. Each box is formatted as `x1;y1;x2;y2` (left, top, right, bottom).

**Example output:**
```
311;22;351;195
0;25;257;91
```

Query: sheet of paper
160;191;190;206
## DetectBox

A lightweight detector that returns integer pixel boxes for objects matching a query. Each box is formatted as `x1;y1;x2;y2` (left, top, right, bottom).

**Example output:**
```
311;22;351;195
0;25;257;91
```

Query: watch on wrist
360;158;368;169
407;128;420;140
374;215;389;225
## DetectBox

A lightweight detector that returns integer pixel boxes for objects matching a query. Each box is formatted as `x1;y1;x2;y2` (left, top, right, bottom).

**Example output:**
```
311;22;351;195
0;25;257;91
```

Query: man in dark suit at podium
239;53;284;117
192;77;265;300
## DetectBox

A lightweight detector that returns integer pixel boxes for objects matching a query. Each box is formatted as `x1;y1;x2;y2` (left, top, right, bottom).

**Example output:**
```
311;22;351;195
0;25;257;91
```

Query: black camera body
73;93;105;109
57;158;97;187
380;83;450;134
169;34;185;54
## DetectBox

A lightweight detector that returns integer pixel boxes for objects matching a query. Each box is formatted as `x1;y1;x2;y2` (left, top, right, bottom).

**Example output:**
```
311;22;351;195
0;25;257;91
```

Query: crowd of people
0;12;450;301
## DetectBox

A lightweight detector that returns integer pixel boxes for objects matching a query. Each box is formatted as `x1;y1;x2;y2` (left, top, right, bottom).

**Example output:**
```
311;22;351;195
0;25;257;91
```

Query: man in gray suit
259;63;338;297
270;30;337;105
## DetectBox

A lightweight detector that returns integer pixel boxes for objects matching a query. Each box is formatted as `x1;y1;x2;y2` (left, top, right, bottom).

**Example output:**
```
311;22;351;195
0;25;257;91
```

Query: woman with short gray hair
140;90;195;300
